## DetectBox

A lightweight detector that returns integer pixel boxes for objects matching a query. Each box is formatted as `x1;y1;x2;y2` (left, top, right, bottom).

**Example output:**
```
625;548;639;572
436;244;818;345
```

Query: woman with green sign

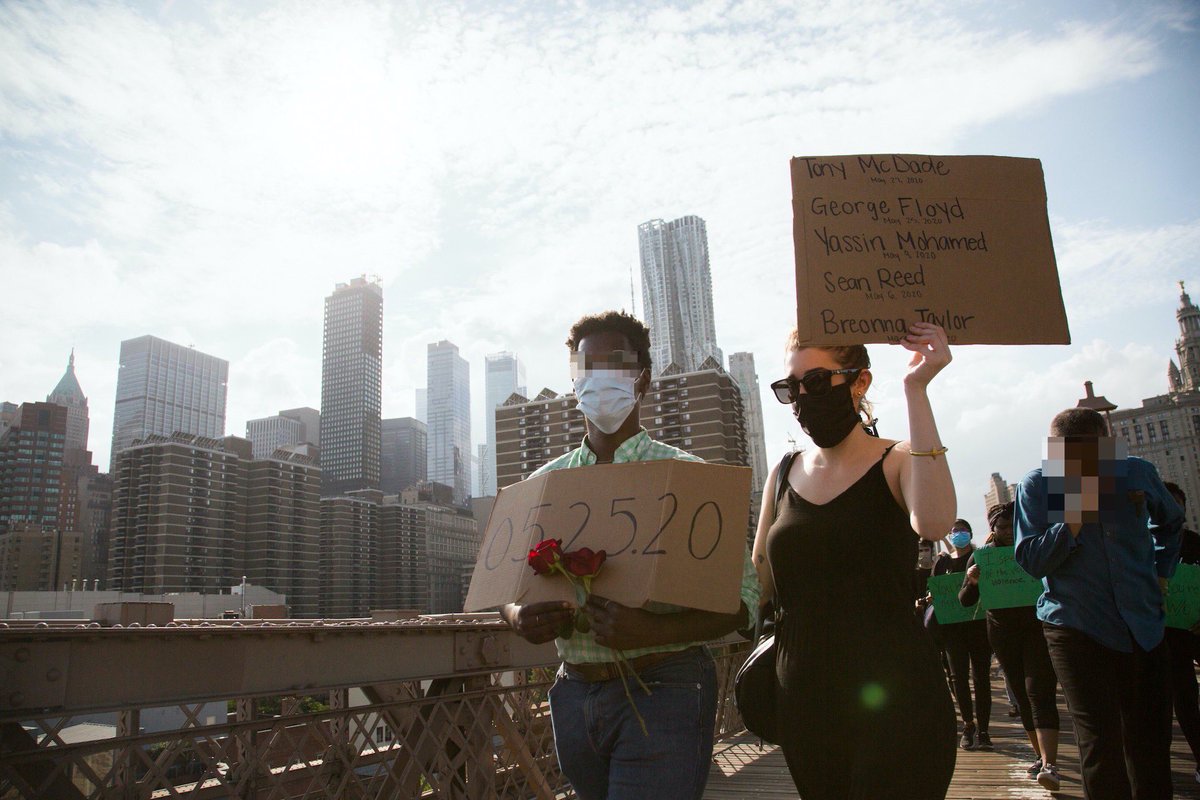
960;502;1061;791
932;519;994;752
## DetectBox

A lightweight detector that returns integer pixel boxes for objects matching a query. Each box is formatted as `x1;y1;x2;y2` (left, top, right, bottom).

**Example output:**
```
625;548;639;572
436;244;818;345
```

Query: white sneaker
1194;767;1199;784
1037;762;1061;791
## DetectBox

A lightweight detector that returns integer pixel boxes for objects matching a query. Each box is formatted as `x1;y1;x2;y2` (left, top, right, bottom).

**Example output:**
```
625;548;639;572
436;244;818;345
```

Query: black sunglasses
770;368;862;404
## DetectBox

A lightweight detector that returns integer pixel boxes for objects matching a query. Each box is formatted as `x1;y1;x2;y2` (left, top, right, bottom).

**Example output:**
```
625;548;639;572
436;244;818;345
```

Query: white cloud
1055;219;1200;322
0;0;1193;487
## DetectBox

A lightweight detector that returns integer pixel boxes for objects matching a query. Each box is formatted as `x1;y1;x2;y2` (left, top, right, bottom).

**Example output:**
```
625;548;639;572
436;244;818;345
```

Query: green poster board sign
975;545;1043;610
1166;563;1200;631
927;572;983;625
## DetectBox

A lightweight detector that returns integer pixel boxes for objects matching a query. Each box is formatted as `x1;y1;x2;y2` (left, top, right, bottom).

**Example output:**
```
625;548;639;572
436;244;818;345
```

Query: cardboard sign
927;572;983;625
974;546;1043;610
791;154;1070;345
1166;563;1200;631
464;460;752;615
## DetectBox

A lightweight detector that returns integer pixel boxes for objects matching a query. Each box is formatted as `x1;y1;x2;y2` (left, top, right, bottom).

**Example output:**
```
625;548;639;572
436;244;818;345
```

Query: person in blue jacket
1015;407;1183;800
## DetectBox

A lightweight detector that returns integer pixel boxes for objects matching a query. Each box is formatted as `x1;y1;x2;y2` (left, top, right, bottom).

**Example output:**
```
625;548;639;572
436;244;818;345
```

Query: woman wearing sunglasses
751;321;958;799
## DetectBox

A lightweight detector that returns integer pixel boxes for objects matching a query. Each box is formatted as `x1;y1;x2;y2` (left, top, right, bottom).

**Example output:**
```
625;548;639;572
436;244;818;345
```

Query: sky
2;0;1199;534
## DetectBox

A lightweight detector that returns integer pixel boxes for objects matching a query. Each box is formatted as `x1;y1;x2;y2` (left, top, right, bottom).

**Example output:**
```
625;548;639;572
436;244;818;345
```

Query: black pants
912;568;931;601
1165;626;1200;762
943;620;992;730
988;613;1059;732
1043;623;1172;800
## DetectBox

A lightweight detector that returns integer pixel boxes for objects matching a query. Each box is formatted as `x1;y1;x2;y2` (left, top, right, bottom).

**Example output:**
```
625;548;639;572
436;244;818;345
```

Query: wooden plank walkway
705;683;1200;798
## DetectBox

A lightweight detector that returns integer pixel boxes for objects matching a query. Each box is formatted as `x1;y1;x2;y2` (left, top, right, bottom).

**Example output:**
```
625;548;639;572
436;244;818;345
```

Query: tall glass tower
319;277;383;496
482;352;525;497
426;341;471;505
728;352;769;494
638;215;723;375
109;336;228;469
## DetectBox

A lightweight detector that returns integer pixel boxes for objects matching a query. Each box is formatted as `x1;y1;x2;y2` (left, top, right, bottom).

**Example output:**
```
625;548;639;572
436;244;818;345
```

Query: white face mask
573;374;641;435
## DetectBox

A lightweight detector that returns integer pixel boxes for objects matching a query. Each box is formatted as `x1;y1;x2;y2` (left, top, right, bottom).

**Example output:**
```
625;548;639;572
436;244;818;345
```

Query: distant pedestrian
914;535;936;600
933;519;993;751
1015;408;1183;800
1163;482;1200;783
960;502;1061;790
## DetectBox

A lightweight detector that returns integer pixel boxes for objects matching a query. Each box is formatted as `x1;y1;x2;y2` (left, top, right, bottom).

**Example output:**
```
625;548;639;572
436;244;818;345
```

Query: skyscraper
426;341;471;505
279;407;320;447
380;417;427;494
984;472;1016;515
319;494;378;618
319;277;383;496
729;352;770;515
47;350;89;454
0;402;68;536
415;388;427;424
638;215;723;375
110;336;228;469
0;402;98;591
243;449;321;617
246;414;304;459
482;352;526;496
378;491;479;614
109;434;244;594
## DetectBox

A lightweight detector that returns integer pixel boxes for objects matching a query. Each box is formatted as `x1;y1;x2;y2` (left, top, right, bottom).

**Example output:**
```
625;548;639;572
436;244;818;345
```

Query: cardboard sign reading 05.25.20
464;460;751;615
791;154;1071;346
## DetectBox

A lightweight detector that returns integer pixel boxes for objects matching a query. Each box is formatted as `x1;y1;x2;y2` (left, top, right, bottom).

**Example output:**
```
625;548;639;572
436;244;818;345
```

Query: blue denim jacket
1014;457;1184;652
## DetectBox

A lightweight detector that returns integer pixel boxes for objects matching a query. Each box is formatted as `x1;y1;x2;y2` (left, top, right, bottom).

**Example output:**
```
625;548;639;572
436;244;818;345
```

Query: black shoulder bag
733;449;797;745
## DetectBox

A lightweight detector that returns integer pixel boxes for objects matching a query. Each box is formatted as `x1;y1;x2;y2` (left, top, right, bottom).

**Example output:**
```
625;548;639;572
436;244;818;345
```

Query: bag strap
774;450;799;513
759;451;799;634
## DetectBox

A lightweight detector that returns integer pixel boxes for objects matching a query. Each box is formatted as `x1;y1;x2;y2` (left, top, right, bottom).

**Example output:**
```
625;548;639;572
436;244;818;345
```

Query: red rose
561;547;606;577
528;538;564;575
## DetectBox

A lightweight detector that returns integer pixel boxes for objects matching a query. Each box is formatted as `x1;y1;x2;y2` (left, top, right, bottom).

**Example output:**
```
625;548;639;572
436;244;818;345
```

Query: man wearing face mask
498;310;760;800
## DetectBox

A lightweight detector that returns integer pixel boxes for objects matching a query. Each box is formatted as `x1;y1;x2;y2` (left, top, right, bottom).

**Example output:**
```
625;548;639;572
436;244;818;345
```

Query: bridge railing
0;615;751;799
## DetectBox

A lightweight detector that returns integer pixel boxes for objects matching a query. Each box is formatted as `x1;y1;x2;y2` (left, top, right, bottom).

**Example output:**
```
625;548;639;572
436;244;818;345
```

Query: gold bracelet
909;446;949;458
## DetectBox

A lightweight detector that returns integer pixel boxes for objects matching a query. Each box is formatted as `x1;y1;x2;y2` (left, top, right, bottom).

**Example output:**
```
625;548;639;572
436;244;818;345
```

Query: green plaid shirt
530;428;761;664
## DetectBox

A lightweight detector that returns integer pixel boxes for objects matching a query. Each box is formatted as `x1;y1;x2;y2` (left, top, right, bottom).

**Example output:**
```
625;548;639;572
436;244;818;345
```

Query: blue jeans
548;647;718;800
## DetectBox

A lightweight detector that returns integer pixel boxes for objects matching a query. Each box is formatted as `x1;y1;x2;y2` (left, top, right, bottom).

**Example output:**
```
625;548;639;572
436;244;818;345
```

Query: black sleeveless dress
766;448;956;799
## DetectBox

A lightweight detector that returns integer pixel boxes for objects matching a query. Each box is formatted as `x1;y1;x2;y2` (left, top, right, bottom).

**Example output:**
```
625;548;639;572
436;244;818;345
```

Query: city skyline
2;2;1199;525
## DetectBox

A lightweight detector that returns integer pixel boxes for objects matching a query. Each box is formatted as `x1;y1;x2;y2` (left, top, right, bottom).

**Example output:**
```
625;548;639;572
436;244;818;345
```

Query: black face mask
793;381;861;448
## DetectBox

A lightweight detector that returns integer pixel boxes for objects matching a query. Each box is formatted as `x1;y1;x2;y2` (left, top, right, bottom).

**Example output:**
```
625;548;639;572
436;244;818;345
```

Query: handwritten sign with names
791;154;1071;345
1166;563;1200;631
974;545;1044;610
927;572;983;625
464;460;751;615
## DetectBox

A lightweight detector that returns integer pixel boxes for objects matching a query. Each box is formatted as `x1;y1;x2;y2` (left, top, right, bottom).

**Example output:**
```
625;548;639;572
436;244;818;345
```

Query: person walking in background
933;518;994;751
961;502;1062;790
914;535;936;601
1015;408;1183;800
753;322;957;799
1163;482;1200;783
